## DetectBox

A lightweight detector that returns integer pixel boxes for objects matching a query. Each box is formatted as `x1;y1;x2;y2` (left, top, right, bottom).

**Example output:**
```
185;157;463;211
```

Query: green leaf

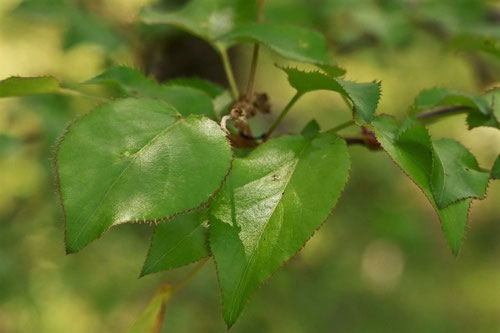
492;155;500;180
57;98;232;253
166;78;233;117
219;23;344;75
372;116;471;255
452;35;500;59
300;119;320;139
128;285;173;333
141;210;210;276
87;67;216;118
0;76;60;98
431;139;490;208
412;87;499;129
140;0;257;52
13;0;123;51
210;133;350;327
279;66;381;124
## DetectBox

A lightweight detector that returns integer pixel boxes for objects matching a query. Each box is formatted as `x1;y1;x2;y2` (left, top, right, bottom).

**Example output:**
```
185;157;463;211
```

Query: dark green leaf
372;116;471;255
431;139;490;208
210;133;350;327
300;119;320;139
87;67;216;118
57;98;232;253
128;285;173;333
0;76;60;98
141;210;210;276
279;66;381;124
412;87;499;129
492;155;500;180
219;23;344;74
165;78;233;117
140;0;257;52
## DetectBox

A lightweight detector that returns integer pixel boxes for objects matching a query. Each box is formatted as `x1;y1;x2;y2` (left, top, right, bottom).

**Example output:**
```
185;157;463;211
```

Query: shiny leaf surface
57;98;232;253
210;133;350;327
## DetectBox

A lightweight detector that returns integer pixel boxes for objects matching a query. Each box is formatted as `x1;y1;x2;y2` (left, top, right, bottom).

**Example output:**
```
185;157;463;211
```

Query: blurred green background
1;0;499;332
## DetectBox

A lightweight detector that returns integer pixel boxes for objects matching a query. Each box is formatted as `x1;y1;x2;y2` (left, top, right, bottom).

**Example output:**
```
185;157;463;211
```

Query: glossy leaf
219;23;344;75
0;76;60;97
128;285;173;333
431;139;490;208
87;66;216;118
492;155;500;180
279;66;381;124
412;87;499;129
57;98;232;253
141;210;210;276
140;0;257;52
210;133;350;327
372;116;471;255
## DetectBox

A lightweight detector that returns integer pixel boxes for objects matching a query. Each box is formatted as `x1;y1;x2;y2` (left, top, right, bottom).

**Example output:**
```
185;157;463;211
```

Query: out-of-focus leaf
412;87;499;129
87;67;216;118
219;23;344;75
492;155;500;180
431;139;490;208
13;0;123;51
452;35;500;59
279;66;381;124
128;284;173;333
372;116;470;255
57;98;232;253
210;133;350;327
140;0;257;53
141;210;210;276
0;77;60;98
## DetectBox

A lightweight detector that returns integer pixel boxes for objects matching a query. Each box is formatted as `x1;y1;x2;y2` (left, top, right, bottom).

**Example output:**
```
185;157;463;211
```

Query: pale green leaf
57;98;232;253
219;23;344;75
210;133;350;327
128;285;173;333
279;66;381;124
140;0;257;52
372;116;471;255
141;210;210;276
0;76;60;98
87;66;216;118
431;139;490;208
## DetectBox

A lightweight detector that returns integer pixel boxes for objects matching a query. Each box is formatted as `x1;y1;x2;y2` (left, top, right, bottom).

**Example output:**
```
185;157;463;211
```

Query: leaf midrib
227;139;311;322
70;117;183;244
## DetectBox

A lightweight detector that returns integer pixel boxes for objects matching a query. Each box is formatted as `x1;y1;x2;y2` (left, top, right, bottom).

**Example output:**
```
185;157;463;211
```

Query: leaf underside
57;98;232;253
372;116;471;255
141;209;210;276
210;133;350;327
